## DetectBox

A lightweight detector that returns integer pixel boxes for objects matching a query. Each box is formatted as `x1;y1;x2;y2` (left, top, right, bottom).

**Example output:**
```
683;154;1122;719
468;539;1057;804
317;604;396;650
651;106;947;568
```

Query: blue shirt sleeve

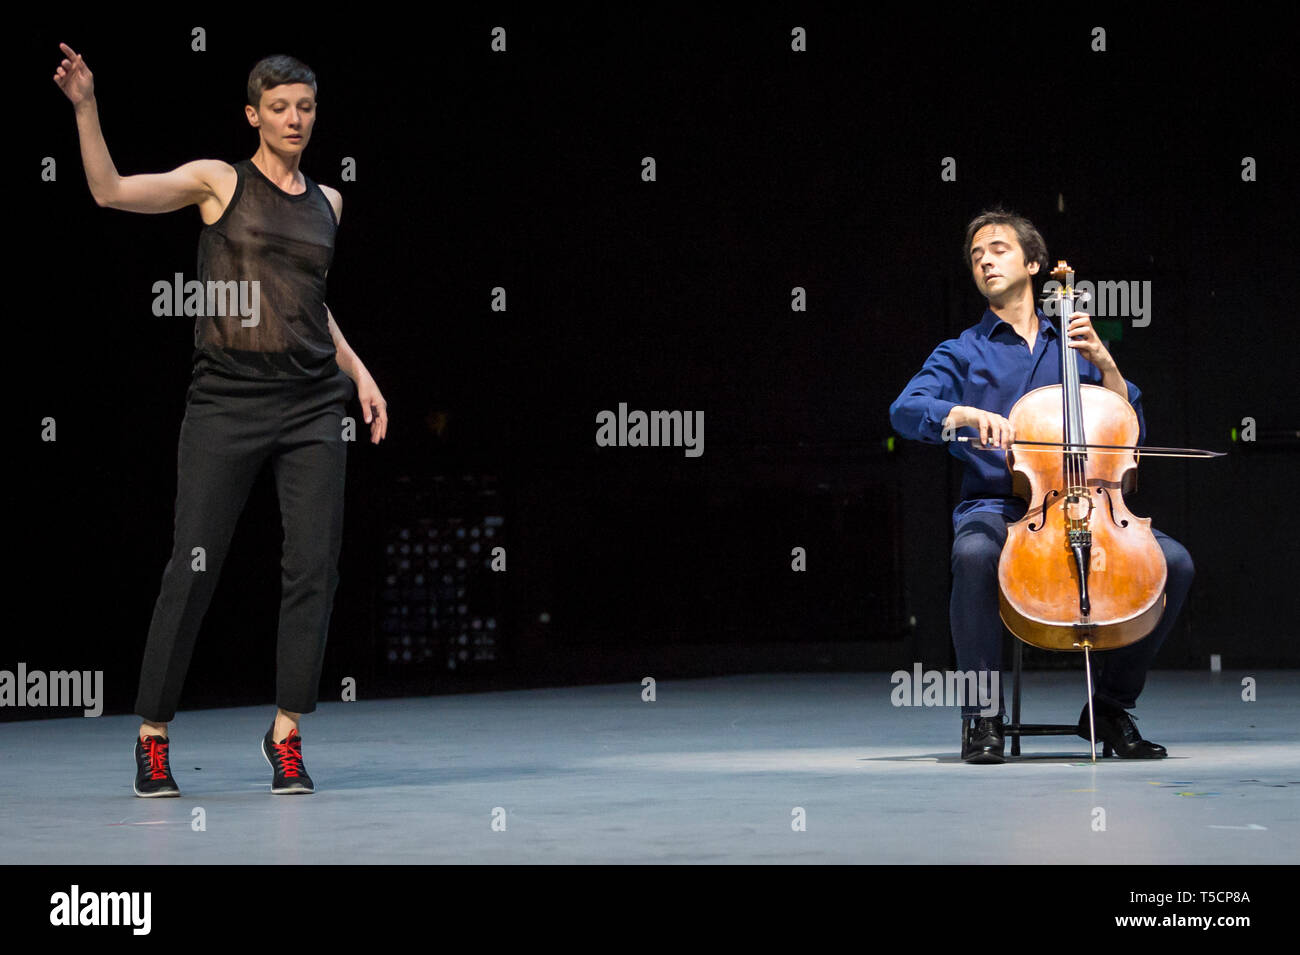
1080;359;1146;447
890;340;966;444
1127;378;1147;448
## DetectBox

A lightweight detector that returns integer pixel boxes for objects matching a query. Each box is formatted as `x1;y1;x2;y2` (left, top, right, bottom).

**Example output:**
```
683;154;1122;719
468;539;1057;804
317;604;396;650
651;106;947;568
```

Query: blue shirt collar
978;306;1057;342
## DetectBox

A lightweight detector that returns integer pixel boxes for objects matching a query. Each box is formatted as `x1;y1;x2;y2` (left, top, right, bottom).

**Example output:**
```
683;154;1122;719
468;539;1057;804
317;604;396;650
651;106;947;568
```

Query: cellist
888;209;1195;763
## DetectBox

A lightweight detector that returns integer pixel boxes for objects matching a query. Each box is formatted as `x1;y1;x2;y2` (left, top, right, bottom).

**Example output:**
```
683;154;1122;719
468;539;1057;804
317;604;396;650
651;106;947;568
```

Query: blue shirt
889;307;1146;532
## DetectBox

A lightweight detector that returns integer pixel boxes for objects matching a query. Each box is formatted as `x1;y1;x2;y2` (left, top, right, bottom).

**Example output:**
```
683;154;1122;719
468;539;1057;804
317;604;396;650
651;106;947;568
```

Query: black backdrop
10;9;1297;719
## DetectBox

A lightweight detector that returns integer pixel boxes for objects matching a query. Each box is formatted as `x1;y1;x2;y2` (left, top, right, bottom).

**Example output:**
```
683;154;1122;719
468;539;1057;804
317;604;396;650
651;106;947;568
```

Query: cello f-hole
1099;487;1129;527
1028;489;1058;532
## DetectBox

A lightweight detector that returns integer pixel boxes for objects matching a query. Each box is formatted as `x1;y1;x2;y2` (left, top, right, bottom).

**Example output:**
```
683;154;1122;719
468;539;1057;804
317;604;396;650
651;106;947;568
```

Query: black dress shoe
962;716;1005;763
1077;702;1167;758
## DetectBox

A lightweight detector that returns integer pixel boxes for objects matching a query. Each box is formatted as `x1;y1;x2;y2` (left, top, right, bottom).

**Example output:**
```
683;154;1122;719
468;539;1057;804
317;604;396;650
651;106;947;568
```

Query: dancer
54;44;388;794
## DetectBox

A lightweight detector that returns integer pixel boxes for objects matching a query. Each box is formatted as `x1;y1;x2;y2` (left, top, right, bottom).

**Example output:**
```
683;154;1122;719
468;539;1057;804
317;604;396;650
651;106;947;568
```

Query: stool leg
1011;639;1022;757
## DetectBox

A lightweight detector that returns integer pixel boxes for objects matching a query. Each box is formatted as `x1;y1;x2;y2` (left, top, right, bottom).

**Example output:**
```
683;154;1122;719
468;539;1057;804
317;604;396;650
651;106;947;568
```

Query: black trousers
950;511;1195;719
133;365;355;723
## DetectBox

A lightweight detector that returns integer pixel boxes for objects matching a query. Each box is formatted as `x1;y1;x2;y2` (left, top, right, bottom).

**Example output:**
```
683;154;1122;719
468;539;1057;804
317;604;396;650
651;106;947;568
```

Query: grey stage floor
1;671;1296;864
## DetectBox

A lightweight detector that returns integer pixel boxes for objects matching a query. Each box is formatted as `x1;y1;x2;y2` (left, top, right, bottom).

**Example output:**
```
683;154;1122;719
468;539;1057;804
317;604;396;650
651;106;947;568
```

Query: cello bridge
1064;485;1094;524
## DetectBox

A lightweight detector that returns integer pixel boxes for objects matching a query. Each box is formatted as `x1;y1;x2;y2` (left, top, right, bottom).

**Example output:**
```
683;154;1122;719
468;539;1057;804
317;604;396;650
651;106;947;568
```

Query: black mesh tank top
193;158;338;380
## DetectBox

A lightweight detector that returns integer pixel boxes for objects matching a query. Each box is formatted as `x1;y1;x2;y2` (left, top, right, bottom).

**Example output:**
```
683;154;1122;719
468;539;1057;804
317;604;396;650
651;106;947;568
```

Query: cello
960;261;1223;759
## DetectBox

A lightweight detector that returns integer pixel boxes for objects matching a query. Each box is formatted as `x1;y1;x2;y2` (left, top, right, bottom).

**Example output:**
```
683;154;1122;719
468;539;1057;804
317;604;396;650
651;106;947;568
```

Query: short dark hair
961;207;1049;276
247;54;317;108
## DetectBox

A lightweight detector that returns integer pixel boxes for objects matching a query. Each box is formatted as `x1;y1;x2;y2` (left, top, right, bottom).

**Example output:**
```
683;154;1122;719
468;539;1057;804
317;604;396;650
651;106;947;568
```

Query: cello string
1058;286;1070;518
1064;288;1081;524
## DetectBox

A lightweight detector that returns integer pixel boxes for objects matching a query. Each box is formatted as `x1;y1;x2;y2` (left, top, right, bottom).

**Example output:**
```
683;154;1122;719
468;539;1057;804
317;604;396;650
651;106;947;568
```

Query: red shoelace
270;732;303;778
142;736;170;780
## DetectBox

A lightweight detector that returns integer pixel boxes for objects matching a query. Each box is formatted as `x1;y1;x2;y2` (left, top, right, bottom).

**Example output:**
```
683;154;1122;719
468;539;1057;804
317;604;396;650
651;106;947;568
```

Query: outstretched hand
53;43;94;105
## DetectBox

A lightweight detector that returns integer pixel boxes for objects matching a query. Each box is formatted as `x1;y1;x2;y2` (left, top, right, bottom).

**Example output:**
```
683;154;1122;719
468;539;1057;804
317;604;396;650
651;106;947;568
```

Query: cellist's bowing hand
944;405;1015;450
1065;311;1116;372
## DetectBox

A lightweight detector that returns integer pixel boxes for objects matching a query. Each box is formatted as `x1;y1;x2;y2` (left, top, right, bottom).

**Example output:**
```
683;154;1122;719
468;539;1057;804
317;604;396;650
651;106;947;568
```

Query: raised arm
53;43;232;215
889;340;967;444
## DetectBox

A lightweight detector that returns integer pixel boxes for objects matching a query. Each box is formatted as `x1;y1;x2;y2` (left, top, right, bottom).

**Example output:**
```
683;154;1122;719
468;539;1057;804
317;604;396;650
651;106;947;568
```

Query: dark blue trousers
133;365;355;723
950;510;1194;719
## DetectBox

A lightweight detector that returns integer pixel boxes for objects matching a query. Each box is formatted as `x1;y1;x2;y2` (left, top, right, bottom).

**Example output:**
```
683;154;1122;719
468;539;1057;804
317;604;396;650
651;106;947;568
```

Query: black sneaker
261;723;314;794
133;733;180;797
961;716;1005;764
